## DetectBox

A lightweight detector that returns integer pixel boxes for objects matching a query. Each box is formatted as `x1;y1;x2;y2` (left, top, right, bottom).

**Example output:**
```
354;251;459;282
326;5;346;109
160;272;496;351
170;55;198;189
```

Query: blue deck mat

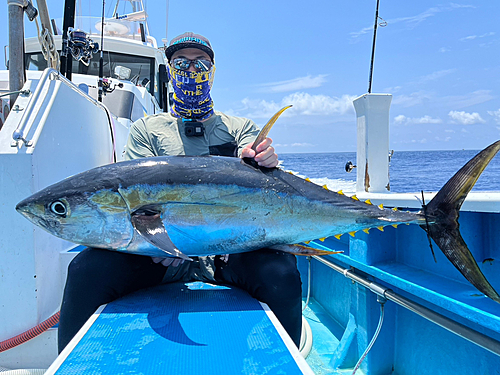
49;282;312;374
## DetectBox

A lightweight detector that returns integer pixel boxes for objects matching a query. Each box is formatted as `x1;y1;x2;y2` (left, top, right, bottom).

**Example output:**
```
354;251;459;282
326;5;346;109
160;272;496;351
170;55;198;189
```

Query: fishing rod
98;0;106;102
368;0;387;93
60;0;76;79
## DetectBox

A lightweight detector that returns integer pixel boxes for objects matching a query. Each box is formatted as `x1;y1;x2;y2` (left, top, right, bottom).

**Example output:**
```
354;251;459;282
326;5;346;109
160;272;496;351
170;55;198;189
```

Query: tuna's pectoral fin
270;243;343;256
131;212;192;262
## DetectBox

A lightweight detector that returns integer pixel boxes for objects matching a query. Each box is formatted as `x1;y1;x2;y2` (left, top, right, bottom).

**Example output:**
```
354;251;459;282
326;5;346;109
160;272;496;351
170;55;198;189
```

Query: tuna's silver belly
123;222;270;257
124;196;341;257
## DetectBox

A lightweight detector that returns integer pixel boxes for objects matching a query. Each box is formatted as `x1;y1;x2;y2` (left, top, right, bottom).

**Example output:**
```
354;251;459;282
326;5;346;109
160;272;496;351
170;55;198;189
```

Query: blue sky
1;1;499;153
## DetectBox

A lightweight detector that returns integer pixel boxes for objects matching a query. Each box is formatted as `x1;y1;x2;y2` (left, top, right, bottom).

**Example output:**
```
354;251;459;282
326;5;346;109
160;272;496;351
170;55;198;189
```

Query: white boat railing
11;68;115;152
312;255;500;357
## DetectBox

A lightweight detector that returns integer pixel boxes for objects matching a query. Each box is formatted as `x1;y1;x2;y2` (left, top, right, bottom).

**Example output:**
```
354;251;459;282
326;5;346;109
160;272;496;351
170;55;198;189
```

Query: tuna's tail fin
424;140;500;303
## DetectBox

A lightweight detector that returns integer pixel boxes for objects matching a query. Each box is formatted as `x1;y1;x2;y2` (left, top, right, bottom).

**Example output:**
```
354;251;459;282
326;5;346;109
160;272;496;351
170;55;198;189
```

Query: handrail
11;68;55;146
10;68;117;160
312;255;500;357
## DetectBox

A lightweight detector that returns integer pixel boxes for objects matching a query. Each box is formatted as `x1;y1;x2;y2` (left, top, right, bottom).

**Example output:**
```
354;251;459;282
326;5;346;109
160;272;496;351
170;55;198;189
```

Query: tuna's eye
50;201;67;216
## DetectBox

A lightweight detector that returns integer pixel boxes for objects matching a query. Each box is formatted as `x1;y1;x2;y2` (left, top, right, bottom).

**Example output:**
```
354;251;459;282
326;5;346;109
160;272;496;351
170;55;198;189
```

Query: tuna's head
16;174;134;249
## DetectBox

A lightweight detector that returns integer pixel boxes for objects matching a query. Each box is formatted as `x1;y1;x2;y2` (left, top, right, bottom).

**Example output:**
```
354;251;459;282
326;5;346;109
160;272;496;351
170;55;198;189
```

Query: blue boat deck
47;205;500;375
46;282;313;374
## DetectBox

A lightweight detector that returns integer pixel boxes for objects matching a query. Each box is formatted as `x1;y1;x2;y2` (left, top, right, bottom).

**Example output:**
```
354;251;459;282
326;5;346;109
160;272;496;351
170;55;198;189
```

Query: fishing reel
67;28;99;66
345;161;356;173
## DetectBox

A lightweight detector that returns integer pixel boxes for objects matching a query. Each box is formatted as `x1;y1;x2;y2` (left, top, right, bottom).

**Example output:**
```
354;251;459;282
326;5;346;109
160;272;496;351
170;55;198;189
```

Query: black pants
58;248;302;353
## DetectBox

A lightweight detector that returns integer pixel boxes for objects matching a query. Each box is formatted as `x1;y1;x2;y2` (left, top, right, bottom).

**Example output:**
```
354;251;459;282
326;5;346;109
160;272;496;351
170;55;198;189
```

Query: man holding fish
57;32;303;352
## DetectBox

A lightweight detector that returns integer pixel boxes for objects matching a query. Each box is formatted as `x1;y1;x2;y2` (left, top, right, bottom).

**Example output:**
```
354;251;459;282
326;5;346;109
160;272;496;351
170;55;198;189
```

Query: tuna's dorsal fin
270;244;342;256
131;211;192;261
251;105;293;152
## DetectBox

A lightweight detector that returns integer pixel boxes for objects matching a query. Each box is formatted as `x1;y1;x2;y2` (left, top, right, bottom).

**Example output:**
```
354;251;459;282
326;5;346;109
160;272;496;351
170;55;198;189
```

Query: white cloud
350;26;374;39
383;86;402;93
460;35;477;42
394;114;442;125
394;115;407;125
285;92;355;115
448;3;475;9
390;90;493;113
488;108;500;124
291;143;314;147
350;4;475;40
411;138;428;144
255;75;328;93
239;92;356;119
417;115;443;124
392;91;431;107
448;110;486;125
460;31;495;42
416;69;456;83
443;90;494;108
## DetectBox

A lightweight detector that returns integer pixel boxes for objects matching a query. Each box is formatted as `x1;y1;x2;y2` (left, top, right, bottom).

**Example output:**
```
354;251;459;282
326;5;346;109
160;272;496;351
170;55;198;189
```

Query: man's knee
65;248;137;290
253;253;302;301
67;248;109;280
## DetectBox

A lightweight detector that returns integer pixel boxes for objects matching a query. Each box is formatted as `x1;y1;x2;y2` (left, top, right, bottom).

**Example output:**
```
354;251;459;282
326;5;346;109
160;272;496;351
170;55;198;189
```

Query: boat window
25;51;154;90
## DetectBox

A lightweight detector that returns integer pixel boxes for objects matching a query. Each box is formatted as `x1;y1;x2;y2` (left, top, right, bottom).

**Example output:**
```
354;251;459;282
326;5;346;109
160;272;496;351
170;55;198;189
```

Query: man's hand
241;137;278;168
152;257;185;267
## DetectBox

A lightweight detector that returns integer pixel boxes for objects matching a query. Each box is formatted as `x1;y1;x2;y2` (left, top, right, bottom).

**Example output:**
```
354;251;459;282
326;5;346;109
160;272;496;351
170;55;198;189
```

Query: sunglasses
171;58;212;72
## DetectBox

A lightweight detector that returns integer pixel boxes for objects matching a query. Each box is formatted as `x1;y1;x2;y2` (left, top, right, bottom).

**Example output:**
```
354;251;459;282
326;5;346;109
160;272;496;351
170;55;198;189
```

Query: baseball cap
165;32;214;62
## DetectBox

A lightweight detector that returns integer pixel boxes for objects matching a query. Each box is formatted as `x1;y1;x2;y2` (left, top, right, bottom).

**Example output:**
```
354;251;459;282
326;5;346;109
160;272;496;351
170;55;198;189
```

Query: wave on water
311;177;356;194
279;150;500;193
281;168;357;194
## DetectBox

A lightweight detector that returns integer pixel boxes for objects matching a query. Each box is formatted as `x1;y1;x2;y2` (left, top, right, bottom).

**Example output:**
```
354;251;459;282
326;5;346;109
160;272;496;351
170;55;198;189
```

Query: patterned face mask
168;65;216;120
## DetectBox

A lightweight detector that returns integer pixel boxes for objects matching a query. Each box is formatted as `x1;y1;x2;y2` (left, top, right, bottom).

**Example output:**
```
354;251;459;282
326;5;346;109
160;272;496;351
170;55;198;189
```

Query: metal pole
312;255;500;357
60;0;76;79
368;0;380;94
8;0;26;107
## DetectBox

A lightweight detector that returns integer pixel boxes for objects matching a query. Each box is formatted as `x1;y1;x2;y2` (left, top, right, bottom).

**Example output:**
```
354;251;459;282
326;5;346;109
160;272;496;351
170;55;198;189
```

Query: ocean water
279;149;500;194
